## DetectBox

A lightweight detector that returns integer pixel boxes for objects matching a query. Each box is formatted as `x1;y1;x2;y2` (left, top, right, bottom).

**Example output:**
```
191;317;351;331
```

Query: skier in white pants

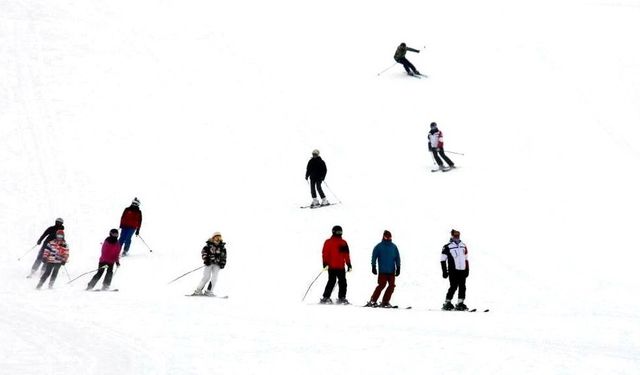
193;232;227;296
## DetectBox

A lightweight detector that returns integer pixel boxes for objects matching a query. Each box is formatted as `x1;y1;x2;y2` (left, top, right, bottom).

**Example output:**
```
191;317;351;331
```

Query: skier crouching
192;232;227;296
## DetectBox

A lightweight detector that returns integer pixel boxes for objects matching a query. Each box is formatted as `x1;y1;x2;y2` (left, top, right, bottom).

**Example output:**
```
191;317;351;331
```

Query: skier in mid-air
320;225;352;304
366;230;401;308
28;218;65;278
440;229;469;311
428;122;455;171
305;149;329;208
394;42;421;76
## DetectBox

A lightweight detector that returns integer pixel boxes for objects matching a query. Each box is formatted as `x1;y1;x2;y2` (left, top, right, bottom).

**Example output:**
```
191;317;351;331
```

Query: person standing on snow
366;230;401;308
192;232;227;296
36;230;69;289
86;229;122;291
440;229;469;311
428;122;455;171
119;197;142;256
28;218;65;278
394;42;421;76
320;225;352;304
305;149;329;208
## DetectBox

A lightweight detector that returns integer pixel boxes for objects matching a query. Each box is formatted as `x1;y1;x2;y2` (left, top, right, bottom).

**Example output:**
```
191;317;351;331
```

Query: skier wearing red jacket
320;225;352;304
119;197;142;256
86;229;122;291
428;122;455;171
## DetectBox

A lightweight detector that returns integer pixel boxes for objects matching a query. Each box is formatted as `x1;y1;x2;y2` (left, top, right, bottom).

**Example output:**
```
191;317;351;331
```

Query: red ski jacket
99;239;122;264
120;206;142;229
322;235;352;270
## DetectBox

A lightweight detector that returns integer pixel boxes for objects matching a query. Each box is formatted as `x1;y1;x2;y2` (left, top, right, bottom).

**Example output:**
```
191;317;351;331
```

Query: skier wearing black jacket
394;43;421;76
28;218;64;278
305;149;328;208
440;229;469;311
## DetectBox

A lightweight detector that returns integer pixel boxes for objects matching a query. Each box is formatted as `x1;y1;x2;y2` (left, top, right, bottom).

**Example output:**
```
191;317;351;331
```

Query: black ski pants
310;178;325;199
395;57;418;74
446;270;467;300
37;263;62;289
323;268;347;299
87;262;115;290
432;149;455;168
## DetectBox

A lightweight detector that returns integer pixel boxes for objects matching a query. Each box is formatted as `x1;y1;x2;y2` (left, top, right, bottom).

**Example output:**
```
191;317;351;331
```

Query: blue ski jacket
371;240;401;274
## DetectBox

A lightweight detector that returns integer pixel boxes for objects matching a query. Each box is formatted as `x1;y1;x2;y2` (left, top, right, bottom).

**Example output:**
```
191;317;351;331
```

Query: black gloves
323;263;327;269
442;271;448;279
135;229;140;236
372;266;377;275
347;264;352;272
116;261;120;267
204;260;211;266
37;241;42;245
441;261;448;279
395;267;400;277
61;262;66;266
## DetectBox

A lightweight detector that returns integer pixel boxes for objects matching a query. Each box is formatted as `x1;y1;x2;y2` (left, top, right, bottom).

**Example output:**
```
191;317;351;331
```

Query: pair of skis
300;203;338;209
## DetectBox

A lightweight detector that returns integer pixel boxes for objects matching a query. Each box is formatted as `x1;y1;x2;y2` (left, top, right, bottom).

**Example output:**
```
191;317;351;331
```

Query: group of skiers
317;226;468;311
28;198;143;290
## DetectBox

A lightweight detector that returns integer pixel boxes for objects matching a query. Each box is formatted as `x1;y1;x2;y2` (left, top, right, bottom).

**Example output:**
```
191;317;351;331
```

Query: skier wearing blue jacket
365;230;401;308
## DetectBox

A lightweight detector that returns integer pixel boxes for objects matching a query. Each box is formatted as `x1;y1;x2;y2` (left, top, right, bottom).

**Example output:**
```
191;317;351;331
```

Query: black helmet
332;225;343;236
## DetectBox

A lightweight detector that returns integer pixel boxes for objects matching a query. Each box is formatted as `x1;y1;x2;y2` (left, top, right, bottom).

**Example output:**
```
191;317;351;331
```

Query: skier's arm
136;211;142;235
395;248;401;275
440;247;449;278
219;247;227;269
407;47;420;53
37;226;53;245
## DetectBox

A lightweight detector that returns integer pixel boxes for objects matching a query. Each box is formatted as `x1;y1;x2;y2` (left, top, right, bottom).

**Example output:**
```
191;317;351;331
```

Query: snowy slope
1;0;639;374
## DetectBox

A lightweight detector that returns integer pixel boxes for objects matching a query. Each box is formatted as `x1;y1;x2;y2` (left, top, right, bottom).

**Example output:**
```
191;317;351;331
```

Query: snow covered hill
1;1;639;374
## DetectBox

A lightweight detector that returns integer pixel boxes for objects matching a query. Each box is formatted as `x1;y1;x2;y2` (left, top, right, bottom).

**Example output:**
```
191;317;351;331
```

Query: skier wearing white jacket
440;229;469;311
192;232;227;296
428;122;455;171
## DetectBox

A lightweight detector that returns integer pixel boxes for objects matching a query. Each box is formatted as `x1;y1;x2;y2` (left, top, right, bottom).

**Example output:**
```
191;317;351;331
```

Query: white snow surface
1;0;640;374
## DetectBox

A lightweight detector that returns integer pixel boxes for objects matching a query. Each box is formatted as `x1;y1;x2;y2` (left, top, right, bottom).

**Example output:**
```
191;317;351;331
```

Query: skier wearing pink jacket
87;229;122;291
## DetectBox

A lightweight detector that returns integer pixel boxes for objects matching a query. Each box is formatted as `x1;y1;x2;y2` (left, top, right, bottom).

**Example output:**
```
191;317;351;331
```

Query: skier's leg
37;263;53;288
195;265;213;293
370;273;387;302
102;264;115;289
432;150;444;167
119;228;135;254
322;269;337;298
316;181;326;199
405;59;418;74
337;269;347;299
48;264;61;287
446;272;459;300
310;180;317;199
381;274;396;304
458;274;467;300
439;149;454;167
397;57;412;74
87;263;106;289
207;265;221;292
30;246;46;274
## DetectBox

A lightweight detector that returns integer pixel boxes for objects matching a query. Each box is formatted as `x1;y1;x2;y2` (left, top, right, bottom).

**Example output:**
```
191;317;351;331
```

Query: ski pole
17;245;38;261
62;265;72;282
302;267;327;302
168;265;205;285
322;181;342;204
377;62;397;76
67;265;109;284
444;150;465;156
137;235;153;253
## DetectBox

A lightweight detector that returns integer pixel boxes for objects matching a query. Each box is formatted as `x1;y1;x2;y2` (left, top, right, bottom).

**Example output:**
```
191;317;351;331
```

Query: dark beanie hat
332;225;343;236
383;230;392;240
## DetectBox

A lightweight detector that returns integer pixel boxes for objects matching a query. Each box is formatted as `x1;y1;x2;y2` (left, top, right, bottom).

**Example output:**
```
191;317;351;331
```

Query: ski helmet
312;149;320;156
383;230;392;240
55;217;64;224
430;122;437;128
132;197;140;206
332;225;343;236
109;228;119;237
55;229;65;239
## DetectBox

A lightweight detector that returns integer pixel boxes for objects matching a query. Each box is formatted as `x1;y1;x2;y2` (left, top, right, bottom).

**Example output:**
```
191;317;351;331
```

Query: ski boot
191;290;203;296
204;290;215;297
311;198;320;208
320;197;330;206
319;297;333;304
364;301;378;307
413;70;421;76
442;301;455;311
455;302;468;311
336;297;350;305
